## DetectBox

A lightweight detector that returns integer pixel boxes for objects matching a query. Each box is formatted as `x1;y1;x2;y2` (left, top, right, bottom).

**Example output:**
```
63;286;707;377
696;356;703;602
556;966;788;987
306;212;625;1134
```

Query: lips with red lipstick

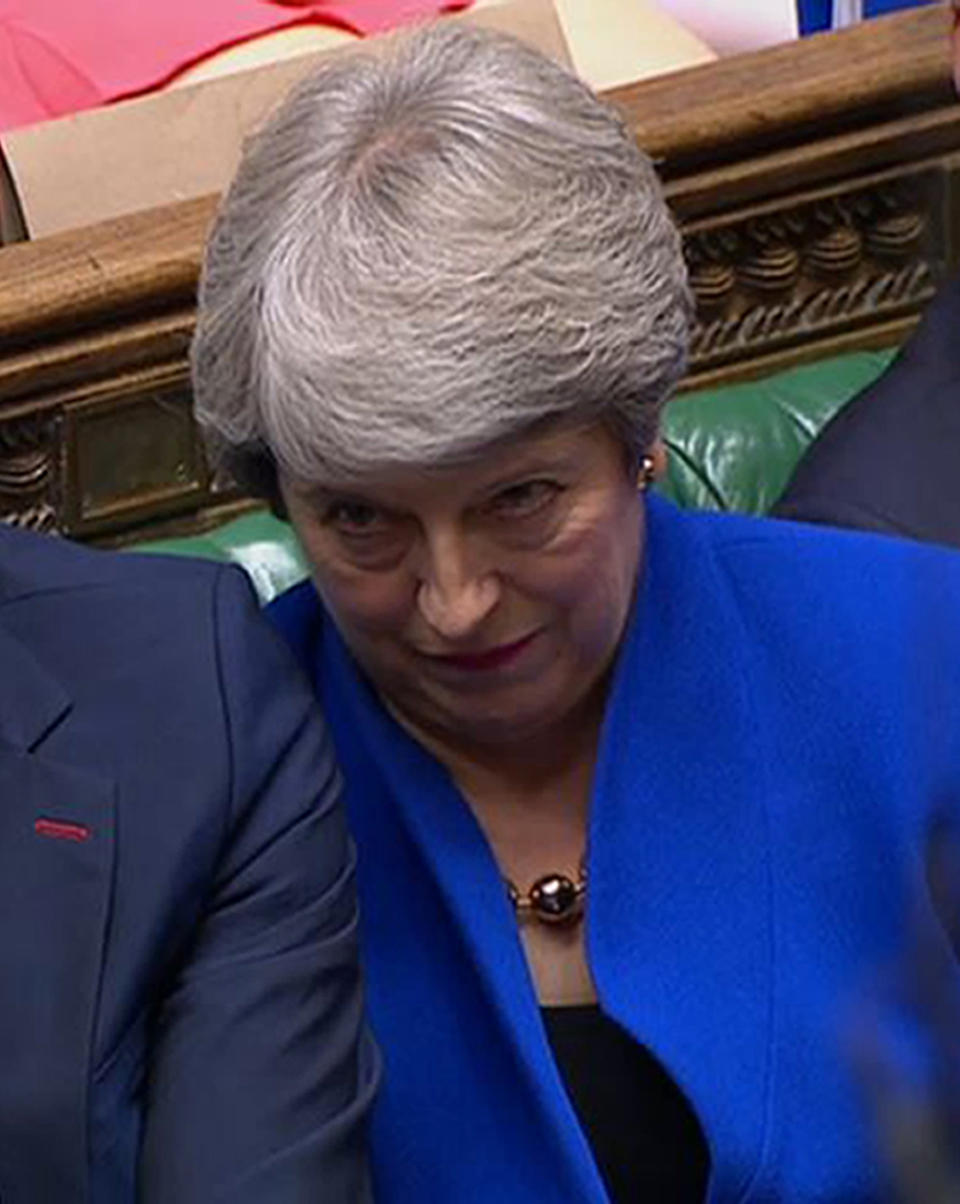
424;631;540;672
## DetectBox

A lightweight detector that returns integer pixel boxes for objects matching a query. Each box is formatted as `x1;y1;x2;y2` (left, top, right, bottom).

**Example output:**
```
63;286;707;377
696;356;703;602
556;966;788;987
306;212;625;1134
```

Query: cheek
536;500;641;640
295;529;413;636
321;571;413;637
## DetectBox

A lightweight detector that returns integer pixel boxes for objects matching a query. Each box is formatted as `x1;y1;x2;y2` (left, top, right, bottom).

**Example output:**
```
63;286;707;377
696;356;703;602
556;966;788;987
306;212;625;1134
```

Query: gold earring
637;455;656;491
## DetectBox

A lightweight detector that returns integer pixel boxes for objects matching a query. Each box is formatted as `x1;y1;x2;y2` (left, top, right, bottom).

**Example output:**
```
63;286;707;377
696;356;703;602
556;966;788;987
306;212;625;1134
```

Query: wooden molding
608;5;955;173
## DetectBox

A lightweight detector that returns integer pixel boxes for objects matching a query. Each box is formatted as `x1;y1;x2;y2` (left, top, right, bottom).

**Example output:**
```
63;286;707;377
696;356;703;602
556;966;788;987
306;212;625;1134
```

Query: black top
542;1005;709;1203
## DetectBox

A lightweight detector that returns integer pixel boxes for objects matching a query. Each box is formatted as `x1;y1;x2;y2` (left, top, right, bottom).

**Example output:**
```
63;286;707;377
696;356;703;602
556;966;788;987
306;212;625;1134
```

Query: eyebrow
479;453;580;494
304;483;388;505
300;451;581;511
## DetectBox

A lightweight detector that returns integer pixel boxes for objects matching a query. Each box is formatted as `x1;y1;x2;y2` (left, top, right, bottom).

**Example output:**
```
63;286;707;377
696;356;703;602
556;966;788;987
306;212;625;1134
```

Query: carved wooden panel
64;378;209;536
0;411;60;533
0;372;237;540
685;163;946;375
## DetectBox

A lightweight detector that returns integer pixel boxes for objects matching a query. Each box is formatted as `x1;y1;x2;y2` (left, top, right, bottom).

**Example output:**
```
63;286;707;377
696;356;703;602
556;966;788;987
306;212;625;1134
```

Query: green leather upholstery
659;348;896;514
137;347;897;603
136;510;311;605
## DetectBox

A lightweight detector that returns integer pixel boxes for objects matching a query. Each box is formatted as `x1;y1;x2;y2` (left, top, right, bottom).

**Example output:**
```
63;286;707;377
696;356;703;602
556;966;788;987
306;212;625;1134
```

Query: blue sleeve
797;0;935;35
865;0;936;13
797;0;832;33
138;567;378;1203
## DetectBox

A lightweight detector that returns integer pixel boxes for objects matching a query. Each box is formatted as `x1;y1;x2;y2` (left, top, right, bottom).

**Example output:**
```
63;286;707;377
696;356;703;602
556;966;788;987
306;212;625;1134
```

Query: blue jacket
0;525;377;1203
271;497;960;1203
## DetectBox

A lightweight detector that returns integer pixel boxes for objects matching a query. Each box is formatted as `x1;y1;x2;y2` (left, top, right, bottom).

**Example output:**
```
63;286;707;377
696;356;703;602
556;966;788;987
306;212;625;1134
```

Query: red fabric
0;0;471;133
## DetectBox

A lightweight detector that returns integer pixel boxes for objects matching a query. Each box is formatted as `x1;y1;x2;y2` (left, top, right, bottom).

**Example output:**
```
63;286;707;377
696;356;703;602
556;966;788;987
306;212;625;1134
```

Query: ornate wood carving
0;412;60;533
685;166;944;373
0;7;956;543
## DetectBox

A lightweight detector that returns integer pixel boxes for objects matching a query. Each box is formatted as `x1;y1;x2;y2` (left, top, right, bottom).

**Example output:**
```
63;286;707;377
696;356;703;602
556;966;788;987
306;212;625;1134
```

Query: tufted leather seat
136;347;897;602
660;348;895;513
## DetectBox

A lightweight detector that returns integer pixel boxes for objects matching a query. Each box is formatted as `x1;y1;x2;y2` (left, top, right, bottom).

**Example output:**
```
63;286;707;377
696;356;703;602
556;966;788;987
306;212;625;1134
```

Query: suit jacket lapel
0;623;115;1204
0;619;70;752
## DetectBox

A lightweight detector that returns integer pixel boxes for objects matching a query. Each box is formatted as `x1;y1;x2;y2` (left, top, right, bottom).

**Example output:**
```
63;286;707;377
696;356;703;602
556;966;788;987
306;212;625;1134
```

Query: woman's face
281;422;646;751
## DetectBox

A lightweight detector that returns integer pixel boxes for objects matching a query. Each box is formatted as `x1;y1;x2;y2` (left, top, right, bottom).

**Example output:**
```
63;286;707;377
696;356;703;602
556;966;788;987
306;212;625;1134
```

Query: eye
488;479;562;519
324;499;386;534
319;498;411;570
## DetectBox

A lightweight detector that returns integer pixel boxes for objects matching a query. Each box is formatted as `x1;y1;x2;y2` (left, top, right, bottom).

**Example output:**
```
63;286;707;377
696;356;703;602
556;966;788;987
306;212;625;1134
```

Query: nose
416;531;500;641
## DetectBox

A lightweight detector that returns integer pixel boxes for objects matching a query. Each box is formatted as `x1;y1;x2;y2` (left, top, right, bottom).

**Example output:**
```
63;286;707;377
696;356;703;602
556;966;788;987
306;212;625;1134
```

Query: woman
192;24;960;1202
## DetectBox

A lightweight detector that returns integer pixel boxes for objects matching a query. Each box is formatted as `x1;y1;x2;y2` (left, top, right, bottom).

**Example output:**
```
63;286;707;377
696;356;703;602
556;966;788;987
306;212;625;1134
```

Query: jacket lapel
319;625;608;1203
0;623;115;1204
589;497;774;1202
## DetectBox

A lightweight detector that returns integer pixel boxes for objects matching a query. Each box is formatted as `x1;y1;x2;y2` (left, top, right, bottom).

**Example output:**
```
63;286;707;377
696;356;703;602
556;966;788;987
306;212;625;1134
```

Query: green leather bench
136;347;897;602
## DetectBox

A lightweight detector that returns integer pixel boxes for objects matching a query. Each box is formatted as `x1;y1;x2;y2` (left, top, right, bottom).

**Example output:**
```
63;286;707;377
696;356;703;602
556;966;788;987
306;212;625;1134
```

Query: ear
649;438;668;481
638;439;669;488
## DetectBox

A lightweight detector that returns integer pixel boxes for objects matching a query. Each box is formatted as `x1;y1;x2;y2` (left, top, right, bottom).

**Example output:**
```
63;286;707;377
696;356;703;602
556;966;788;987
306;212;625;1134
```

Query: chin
432;674;601;751
441;698;551;743
448;711;554;750
396;679;555;747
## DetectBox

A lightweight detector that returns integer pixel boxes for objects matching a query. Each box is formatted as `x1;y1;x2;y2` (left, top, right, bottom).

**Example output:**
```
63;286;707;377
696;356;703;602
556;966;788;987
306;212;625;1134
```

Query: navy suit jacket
0;525;377;1203
775;275;960;547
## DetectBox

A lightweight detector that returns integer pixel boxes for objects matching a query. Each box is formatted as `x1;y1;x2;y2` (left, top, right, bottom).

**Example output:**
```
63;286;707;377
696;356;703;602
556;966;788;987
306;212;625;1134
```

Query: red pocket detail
34;818;92;842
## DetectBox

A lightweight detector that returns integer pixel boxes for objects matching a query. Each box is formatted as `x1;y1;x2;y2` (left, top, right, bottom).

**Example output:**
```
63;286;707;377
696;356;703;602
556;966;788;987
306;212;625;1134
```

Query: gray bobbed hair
191;21;692;506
